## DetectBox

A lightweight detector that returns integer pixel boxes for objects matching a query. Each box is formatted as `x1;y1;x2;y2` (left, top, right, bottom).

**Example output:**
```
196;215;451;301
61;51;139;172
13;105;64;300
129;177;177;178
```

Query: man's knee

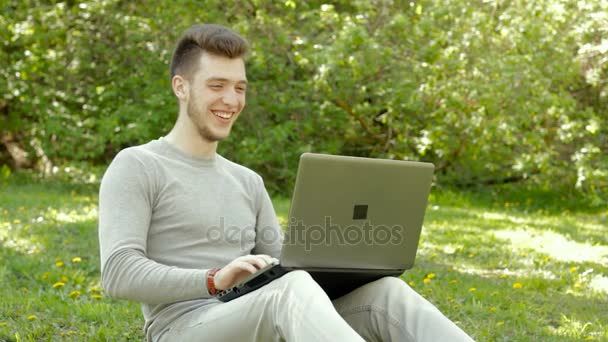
257;270;331;318
281;270;314;283
271;270;329;299
275;270;319;292
371;277;440;314
362;276;422;305
369;276;409;292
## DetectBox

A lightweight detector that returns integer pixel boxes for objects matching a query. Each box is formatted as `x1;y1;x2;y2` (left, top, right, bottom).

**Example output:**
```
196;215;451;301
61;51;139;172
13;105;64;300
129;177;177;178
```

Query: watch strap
207;267;221;296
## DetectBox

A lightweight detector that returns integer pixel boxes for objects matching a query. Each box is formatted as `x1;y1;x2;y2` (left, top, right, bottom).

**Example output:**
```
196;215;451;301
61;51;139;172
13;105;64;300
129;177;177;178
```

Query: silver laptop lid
281;153;434;271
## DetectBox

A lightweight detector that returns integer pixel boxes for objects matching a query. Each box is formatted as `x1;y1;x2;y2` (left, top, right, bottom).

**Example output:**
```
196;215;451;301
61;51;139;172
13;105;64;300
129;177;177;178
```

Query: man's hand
214;254;278;291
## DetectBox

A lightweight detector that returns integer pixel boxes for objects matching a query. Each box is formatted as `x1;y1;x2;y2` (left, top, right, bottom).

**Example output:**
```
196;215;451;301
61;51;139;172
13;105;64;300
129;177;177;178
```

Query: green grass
1;173;607;341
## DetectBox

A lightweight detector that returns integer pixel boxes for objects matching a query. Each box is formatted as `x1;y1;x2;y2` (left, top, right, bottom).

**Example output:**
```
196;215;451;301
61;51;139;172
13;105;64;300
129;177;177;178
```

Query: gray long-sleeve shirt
98;137;283;340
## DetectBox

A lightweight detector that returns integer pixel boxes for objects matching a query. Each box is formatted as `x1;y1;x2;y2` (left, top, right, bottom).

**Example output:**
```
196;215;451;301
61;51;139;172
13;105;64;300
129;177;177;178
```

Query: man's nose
222;89;239;106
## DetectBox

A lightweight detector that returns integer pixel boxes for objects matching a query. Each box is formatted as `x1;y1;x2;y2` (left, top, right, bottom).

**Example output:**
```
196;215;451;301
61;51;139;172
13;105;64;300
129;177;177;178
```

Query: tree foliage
1;0;606;203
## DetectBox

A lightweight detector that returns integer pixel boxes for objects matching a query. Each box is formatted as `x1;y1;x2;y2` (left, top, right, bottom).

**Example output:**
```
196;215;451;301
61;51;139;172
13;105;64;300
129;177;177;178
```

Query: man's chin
199;130;231;143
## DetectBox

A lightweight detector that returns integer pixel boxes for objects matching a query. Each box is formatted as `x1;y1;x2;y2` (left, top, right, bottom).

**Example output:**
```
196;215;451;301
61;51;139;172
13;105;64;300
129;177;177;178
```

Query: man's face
185;52;247;143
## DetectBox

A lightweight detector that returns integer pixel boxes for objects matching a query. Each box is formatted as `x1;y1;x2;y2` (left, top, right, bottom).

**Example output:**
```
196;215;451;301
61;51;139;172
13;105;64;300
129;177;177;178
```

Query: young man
98;24;474;342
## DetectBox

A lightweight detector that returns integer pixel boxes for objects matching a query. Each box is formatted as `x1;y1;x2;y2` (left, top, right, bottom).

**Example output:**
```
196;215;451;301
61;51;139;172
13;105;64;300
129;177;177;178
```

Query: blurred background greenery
1;0;606;204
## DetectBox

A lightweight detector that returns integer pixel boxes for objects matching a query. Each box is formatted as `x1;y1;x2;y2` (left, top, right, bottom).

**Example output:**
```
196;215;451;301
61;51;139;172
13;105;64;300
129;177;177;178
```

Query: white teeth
212;111;233;119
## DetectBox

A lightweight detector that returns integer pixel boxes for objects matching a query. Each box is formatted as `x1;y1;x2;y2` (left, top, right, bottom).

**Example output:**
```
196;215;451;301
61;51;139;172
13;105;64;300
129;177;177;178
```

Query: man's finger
233;261;258;274
256;254;274;265
248;257;267;270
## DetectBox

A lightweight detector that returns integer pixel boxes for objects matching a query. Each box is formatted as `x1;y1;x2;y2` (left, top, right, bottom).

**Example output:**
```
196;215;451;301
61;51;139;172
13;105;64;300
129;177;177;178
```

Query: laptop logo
352;204;368;220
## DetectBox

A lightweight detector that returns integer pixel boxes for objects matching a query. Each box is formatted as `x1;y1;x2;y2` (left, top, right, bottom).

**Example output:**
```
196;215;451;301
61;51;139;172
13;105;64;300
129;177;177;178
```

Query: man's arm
251;176;283;259
98;150;209;304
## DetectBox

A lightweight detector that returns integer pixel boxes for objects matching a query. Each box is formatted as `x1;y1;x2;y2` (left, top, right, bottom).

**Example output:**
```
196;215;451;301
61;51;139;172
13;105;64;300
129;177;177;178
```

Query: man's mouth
211;110;234;120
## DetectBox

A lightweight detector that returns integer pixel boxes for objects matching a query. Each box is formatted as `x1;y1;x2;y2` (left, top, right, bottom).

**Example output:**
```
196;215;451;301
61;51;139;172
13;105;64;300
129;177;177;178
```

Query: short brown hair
170;24;249;80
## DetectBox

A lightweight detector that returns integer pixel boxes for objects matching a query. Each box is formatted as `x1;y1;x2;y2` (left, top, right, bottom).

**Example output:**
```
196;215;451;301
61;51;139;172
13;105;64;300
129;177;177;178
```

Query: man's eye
210;84;222;89
236;87;247;92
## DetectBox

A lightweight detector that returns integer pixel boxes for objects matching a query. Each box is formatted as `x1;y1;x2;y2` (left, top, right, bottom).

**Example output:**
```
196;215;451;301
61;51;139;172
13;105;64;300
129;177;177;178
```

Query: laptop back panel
281;153;434;271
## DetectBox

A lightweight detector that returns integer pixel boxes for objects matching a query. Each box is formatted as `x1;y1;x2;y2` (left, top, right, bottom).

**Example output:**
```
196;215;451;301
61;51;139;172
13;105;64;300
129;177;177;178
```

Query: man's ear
172;75;189;101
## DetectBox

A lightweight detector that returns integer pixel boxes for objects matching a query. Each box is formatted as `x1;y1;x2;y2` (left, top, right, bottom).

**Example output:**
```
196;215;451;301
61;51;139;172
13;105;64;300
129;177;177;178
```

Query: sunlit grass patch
416;187;608;341
0;174;143;341
1;175;606;341
273;185;608;340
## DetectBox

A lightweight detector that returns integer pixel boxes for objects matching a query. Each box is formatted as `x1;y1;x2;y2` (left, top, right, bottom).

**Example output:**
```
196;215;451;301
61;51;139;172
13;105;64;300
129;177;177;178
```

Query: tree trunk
1;132;32;169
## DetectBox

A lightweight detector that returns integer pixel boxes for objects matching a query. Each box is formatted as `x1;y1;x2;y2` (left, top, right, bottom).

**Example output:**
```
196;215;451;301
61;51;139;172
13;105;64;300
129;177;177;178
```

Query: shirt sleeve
251;175;283;259
98;149;210;305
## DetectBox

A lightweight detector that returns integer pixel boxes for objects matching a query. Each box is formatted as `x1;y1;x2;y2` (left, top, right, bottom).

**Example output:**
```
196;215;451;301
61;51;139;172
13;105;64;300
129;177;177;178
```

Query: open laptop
217;153;434;302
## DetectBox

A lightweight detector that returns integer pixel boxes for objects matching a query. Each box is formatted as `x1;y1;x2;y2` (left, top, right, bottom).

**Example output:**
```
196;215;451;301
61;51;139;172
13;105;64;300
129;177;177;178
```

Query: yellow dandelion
72;257;82;263
55;261;64;267
90;286;101;292
408;281;415;287
423;278;431;284
468;287;476;292
61;276;68;283
69;290;81;298
512;282;523;289
449;279;458;284
41;272;50;280
13;219;21;224
27;315;37;321
427;273;436;279
53;282;65;288
584;336;595;340
91;294;103;300
489;307;497;312
18;206;25;211
570;267;577;273
499;274;507;279
468;253;475;258
497;321;504;326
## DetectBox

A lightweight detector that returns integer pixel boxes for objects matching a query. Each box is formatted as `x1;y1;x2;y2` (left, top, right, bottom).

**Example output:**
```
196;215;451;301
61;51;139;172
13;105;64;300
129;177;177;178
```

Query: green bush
1;0;606;202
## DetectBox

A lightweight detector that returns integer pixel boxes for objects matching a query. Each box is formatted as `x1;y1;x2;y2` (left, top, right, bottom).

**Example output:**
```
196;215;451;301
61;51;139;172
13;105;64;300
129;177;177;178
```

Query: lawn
0;171;606;341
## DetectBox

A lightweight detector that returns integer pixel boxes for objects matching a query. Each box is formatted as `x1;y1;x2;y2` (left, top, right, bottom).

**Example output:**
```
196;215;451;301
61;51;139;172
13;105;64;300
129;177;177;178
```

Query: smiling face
184;52;247;143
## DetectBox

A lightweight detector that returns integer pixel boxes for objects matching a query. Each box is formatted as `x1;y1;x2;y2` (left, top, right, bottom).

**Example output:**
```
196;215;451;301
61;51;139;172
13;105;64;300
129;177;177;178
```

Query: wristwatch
207;267;221;296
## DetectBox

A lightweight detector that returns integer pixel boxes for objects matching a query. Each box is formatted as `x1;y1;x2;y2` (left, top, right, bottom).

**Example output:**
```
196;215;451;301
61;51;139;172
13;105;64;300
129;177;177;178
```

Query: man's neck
165;114;218;159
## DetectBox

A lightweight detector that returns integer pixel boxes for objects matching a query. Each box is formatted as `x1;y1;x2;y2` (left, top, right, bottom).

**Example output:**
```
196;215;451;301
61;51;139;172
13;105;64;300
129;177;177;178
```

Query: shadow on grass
425;205;608;253
432;183;607;215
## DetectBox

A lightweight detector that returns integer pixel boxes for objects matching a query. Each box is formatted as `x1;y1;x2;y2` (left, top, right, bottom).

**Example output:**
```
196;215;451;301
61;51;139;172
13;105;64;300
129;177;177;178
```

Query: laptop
217;153;434;302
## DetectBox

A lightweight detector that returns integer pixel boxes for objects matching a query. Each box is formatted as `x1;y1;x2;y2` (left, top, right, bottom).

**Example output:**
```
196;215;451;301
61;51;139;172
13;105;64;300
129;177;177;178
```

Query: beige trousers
157;271;474;341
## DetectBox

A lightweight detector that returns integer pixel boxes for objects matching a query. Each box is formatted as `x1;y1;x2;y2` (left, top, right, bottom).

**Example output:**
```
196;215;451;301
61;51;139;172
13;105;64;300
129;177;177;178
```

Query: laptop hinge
285;267;404;275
